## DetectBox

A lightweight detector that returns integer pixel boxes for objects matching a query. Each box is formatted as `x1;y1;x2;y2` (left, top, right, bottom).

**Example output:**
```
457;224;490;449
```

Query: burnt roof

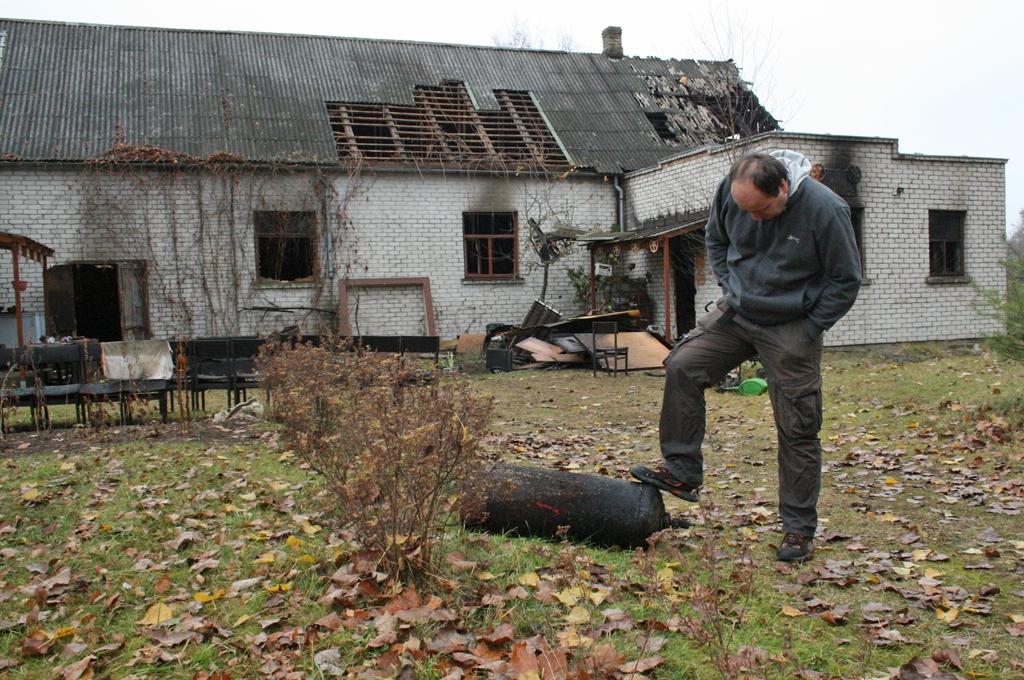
0;19;779;173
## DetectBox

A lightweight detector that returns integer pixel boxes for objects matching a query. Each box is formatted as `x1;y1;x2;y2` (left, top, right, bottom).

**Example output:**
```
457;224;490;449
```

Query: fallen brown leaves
2;349;1024;678
308;547;674;678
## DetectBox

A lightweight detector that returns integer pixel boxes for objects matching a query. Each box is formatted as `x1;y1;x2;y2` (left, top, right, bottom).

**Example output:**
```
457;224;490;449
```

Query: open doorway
45;261;149;341
670;236;698;338
74;265;121;341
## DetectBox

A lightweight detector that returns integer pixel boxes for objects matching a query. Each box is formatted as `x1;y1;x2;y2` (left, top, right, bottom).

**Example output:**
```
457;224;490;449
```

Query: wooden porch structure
580;214;707;339
0;233;54;349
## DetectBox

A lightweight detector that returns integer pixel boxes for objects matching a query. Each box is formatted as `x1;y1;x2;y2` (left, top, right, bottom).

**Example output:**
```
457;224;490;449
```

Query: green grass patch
1;343;1022;678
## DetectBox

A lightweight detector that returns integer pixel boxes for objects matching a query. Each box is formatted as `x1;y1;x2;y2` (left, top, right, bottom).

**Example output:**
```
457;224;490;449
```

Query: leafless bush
261;341;493;578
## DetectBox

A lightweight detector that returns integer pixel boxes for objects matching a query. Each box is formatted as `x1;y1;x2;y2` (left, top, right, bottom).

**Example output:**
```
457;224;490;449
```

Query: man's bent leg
751;320;824;537
659;316;755;486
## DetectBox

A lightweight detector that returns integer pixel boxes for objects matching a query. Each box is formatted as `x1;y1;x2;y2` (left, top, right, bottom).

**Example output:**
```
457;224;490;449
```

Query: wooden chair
591;321;629;376
229;337;264;405
188;338;233;410
27;343;86;425
81;341;171;425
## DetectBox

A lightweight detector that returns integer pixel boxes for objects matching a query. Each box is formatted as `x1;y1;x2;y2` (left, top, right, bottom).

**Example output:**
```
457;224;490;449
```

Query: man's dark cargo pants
660;303;824;537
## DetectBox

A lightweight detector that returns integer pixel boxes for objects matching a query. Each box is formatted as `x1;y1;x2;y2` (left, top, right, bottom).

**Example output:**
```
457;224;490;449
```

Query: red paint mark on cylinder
534;501;561;516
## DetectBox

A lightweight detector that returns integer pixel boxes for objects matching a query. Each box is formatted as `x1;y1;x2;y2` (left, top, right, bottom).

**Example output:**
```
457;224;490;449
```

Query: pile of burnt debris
459;300;672;373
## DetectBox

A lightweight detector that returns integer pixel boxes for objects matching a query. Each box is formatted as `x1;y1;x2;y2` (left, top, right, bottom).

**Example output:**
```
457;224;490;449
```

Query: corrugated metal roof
584;211;708;244
0;19;778;173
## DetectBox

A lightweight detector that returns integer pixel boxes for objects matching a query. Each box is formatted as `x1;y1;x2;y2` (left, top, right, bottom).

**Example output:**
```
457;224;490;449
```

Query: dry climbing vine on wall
80;134;585;339
80;164;198;336
78;147;370;338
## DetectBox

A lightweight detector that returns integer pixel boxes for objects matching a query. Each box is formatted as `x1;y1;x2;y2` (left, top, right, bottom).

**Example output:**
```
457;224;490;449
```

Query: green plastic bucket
736;377;768;396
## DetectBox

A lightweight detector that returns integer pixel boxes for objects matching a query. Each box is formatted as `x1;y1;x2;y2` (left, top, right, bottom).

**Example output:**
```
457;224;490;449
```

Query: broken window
928;210;965;277
254;211;316;282
326;82;569;170
464;212;517;279
645;112;678;143
850;207;866;274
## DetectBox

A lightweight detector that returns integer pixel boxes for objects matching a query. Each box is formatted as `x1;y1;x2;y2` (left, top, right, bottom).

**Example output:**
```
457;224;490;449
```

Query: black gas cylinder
461;463;672;548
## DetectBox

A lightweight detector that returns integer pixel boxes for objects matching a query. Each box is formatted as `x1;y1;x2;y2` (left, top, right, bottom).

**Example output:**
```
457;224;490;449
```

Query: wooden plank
515;337;588;363
662;236;671;340
513;362;547;371
514;337;564;356
529;352;562;362
548;352;585;363
574;331;670;371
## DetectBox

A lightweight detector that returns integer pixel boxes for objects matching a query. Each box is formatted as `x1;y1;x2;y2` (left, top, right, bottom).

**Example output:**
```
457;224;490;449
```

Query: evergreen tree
980;220;1024;360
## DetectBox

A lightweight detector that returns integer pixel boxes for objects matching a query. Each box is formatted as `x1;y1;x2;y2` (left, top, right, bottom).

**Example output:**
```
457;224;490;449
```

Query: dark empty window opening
850;207;865;274
255;211;316;283
646;112;679;143
464;212;517;279
928;210;965;277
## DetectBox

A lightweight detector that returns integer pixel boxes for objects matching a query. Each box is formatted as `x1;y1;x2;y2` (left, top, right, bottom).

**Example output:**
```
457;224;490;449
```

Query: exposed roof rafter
326;81;571;171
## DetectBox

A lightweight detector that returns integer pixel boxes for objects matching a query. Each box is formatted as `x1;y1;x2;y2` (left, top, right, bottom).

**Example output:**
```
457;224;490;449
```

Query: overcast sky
3;0;1021;234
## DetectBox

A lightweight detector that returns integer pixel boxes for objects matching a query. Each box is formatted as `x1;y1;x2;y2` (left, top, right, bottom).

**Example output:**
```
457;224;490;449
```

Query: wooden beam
42;255;48;340
589;248;597;313
12;244;24;349
381;106;408;158
662;237;671;340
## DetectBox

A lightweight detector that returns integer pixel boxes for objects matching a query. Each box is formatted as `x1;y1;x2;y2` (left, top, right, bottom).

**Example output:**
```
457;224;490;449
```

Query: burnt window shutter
118;261;150;340
44;264;76;337
928;210;965;277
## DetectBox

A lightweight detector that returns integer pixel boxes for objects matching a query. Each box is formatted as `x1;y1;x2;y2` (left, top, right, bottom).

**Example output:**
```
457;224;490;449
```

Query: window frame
849;206;866;275
462;211;519;280
253;210;318;284
928;210;966;278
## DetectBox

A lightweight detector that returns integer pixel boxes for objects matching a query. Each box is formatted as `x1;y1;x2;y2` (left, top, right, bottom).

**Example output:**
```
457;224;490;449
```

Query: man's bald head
729;152;789;197
728;152;790;220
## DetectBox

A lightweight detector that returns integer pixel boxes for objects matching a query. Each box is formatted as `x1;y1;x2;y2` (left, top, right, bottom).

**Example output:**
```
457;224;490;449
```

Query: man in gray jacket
632;150;861;562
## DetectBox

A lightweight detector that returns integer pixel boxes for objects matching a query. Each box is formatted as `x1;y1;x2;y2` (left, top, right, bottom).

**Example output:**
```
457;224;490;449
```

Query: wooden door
44;264;76;336
117;261;150;340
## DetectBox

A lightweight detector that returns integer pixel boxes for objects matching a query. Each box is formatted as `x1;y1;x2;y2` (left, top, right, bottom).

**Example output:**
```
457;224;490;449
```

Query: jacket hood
770;149;812;199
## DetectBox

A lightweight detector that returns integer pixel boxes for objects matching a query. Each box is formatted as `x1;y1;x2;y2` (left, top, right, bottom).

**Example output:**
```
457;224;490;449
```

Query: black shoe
665;513;691;529
630;465;699;502
777;533;814;562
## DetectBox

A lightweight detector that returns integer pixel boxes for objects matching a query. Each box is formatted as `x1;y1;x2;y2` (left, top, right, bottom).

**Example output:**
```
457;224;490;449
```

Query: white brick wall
620;133;1008;346
0;133;1006;348
0;166;613;339
338;173;612;336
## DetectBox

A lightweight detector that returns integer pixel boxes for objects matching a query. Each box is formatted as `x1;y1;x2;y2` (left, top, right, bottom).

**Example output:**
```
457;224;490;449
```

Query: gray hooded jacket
705;149;861;338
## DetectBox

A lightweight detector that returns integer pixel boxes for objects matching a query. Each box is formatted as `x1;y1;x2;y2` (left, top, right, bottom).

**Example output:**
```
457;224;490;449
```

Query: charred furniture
590;321;629;376
188;336;266;410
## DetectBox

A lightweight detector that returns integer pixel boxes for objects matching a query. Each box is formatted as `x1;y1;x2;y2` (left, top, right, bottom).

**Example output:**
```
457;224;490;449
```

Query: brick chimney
602;26;623;59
